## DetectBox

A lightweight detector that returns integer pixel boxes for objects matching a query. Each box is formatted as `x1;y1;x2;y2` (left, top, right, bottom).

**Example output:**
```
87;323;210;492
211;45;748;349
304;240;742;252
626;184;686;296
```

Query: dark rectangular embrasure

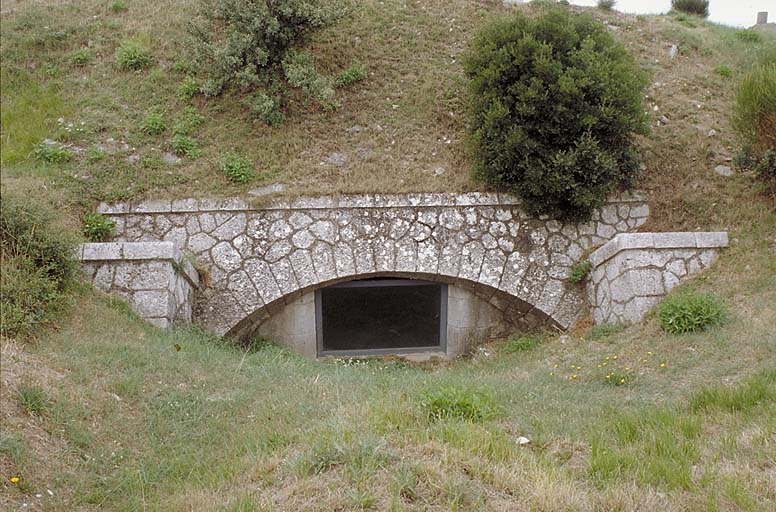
316;279;446;355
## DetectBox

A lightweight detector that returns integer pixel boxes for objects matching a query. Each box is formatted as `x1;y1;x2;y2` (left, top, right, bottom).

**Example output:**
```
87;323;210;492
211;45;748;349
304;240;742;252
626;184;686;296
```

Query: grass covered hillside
1;1;775;510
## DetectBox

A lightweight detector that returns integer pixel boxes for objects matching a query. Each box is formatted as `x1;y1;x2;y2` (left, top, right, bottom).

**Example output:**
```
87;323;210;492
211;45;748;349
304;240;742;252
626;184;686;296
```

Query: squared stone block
695;232;729;248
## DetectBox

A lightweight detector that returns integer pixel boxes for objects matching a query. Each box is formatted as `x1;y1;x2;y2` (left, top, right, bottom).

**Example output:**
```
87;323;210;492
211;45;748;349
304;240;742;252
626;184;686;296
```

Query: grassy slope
1;1;775;510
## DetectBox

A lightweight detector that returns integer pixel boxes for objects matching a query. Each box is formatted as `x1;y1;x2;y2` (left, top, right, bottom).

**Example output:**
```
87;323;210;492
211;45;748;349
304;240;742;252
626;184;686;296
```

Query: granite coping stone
80;242;199;285
97;191;648;215
589;231;729;267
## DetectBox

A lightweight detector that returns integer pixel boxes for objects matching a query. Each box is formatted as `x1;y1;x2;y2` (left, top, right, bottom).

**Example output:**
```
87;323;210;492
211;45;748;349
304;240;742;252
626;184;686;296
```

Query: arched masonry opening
75;192;730;359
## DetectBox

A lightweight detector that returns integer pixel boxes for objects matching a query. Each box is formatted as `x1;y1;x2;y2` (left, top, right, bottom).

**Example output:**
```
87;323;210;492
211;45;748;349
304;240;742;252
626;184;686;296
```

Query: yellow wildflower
10;476;20;484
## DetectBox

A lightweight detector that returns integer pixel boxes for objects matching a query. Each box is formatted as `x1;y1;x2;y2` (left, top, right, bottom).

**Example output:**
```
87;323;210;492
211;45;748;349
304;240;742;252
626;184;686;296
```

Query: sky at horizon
567;0;772;28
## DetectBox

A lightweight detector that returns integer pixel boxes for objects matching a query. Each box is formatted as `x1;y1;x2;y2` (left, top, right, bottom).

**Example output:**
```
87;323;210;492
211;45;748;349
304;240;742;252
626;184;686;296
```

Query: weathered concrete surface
96;192;649;339
257;284;508;358
80;242;199;328
587;232;728;325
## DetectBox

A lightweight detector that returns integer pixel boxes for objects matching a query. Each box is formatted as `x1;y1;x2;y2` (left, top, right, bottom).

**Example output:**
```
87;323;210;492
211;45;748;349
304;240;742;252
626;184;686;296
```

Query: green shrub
671;0;709;18
32;142;72;163
178;76;199;101
140;111;165;135
755;149;776;182
658;291;726;334
189;0;348;102
714;64;732;77
249;92;285;127
0;196;77;337
116;40;152;70
420;386;499;422
733;62;776;156
71;48;92;66
170;135;200;158
735;30;762;43
501;335;539;353
335;61;368;87
464;7;647;220
111;0;128;13
218;151;255;183
597;0;616;11
82;213;115;242
568;260;593;284
173;107;205;136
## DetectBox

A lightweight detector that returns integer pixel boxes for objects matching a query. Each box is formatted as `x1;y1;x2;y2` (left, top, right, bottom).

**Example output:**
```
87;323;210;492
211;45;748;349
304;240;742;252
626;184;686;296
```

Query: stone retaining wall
96;192;649;338
80;242;199;328
587;232;729;325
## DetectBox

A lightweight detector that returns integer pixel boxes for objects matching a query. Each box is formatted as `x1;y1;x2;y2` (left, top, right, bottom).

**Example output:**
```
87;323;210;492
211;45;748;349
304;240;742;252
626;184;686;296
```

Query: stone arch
224;270;560;342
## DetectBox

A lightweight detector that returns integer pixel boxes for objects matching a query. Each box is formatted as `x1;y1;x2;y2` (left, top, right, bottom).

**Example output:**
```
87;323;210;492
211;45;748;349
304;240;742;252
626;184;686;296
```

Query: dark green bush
1;195;77;337
420;386;499;422
465;7;648;220
735;30;762;43
189;0;347;99
658;291;726;334
671;0;709;18
82;213;115;242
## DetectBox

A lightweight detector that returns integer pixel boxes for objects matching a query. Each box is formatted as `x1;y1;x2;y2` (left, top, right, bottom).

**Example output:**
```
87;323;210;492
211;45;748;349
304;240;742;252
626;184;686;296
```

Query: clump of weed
172;107;205;136
597;0;616;11
658;290;726;334
671;0;709;18
588;323;625;340
140;111;165;135
178;76;199;101
714;64;732;77
116;40;152;71
82;213;115;242
71;48;92;66
32;142;72;163
249;92;284;126
335;61;368;87
734;62;776;157
735;30;762;43
420;385;499;422
85;147;106;163
603;371;630;386
689;369;775;413
218;151;255;183
172;59;193;74
111;0;128;13
501;334;539;353
170;135;200;158
16;384;50;415
568;259;592;283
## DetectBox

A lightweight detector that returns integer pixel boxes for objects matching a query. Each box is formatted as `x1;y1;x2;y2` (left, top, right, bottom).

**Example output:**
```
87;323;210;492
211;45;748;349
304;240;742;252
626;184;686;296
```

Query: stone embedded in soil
162;152;181;164
126;154;140;164
248;183;285;197
325;152;348;167
708;129;717;137
669;45;678;59
714;165;733;177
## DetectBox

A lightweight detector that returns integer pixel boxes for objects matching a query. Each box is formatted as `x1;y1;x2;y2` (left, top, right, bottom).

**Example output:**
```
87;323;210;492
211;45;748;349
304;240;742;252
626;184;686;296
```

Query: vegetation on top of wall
188;0;357;124
464;6;648;220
